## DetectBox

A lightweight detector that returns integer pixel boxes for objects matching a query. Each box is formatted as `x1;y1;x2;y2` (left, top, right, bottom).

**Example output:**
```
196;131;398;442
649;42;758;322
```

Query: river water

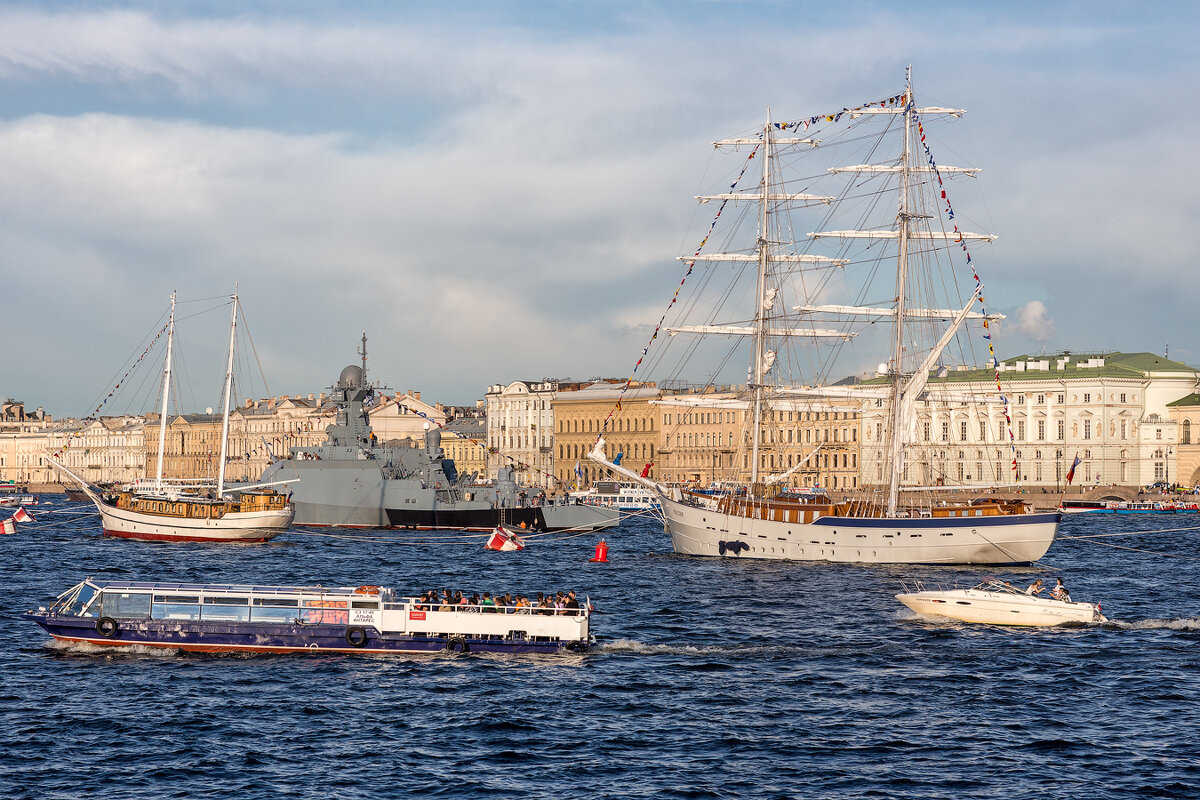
1;503;1198;799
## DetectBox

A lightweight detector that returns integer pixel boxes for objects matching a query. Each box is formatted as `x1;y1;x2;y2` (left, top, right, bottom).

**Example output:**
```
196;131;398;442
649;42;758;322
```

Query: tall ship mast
589;71;1059;564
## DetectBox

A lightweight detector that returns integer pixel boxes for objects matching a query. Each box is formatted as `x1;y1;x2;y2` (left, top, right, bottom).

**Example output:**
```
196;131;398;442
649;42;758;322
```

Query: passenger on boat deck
1049;578;1070;602
502;592;514;611
1025;579;1044;596
482;592;497;612
564;590;580;615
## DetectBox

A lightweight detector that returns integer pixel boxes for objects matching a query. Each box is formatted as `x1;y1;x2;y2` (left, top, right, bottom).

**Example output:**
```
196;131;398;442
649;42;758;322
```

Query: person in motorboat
1025;578;1044;596
1049;578;1071;602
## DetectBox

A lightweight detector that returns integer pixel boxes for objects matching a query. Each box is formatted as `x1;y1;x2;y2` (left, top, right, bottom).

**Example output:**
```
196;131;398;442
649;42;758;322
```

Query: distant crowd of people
411;589;585;615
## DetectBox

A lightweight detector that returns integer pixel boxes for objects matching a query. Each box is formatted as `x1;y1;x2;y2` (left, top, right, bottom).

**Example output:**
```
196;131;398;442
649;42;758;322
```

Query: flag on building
13;507;33;523
1066;453;1081;485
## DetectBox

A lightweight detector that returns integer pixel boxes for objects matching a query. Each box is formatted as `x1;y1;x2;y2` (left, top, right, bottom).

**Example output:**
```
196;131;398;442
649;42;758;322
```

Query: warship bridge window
101;591;151;619
152;595;201;620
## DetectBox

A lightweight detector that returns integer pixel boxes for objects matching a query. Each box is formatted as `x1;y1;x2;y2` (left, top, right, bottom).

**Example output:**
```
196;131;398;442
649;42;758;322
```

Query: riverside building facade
859;352;1199;490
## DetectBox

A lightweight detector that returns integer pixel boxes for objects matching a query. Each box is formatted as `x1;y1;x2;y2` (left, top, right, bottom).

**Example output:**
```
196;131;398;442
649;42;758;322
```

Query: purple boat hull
26;614;587;656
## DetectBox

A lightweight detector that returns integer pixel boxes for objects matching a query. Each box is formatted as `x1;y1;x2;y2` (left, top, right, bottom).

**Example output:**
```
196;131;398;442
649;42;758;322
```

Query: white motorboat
896;579;1106;626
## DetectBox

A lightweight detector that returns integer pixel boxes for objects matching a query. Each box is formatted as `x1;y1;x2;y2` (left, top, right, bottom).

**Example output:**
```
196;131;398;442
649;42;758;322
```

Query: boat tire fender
445;636;469;653
565;640;584;653
345;626;368;648
96;617;120;638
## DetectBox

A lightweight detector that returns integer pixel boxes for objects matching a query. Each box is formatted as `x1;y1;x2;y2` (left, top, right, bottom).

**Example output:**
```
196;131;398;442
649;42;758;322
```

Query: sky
2;1;1198;417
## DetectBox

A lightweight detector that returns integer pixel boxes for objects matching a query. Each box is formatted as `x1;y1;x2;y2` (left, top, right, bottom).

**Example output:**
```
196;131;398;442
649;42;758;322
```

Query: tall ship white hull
94;497;294;543
662;495;1058;564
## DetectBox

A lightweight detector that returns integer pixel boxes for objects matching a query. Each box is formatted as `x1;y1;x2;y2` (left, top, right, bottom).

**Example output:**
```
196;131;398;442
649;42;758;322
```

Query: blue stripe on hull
810;512;1062;529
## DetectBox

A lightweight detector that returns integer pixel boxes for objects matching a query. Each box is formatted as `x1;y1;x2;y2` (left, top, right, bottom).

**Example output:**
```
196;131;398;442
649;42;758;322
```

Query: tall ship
589;71;1059;564
259;356;618;532
53;289;294;543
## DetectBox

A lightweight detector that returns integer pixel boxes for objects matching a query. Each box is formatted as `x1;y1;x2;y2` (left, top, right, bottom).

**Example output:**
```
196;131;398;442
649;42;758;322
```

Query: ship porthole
344;626;368;647
96;617;120;638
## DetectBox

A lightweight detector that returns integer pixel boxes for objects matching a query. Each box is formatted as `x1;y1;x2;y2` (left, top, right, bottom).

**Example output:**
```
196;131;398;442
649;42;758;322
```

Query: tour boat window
351;600;379;610
99;591;151;619
59;582;98;616
202;603;251;622
250;605;297;623
204;596;249;605
152;599;201;621
253;598;299;607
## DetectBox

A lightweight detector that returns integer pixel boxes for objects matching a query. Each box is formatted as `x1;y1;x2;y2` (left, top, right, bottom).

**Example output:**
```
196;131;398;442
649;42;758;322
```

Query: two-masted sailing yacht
590;73;1059;564
54;290;294;543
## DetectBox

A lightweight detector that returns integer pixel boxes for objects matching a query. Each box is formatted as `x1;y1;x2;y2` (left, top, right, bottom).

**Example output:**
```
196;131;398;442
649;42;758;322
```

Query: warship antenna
358;331;368;381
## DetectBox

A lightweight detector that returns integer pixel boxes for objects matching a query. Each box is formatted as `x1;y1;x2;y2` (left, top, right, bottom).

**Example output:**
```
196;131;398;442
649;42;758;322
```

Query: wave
1103;616;1200;631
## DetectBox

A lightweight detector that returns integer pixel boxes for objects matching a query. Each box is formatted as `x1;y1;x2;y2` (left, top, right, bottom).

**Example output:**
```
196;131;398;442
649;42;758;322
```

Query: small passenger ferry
0;485;37;508
27;580;593;655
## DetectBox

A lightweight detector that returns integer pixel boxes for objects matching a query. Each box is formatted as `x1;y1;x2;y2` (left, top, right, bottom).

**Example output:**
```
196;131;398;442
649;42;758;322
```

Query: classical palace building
485;380;560;488
442;416;489;484
1167;393;1200;487
859;352;1199;489
656;389;862;491
554;382;659;489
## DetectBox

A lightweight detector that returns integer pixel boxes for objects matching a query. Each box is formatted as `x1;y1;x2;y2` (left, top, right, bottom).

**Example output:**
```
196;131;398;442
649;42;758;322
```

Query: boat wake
1102;616;1200;631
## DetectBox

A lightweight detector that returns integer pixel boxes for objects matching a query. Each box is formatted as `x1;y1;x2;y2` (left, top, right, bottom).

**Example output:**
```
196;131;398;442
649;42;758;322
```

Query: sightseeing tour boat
27;579;594;655
588;70;1058;565
52;289;293;543
896;579;1106;626
0;485;37;508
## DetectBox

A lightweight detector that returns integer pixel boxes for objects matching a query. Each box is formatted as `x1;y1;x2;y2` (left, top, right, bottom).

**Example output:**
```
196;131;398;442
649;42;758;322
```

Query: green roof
862;351;1199;386
1167;393;1200;408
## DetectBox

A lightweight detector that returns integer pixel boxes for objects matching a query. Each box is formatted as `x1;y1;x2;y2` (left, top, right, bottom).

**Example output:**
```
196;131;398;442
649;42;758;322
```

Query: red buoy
589;539;608;563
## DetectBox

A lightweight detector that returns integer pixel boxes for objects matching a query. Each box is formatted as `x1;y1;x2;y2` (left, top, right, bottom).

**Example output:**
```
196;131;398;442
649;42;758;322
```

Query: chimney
414;391;421;401
268;397;276;409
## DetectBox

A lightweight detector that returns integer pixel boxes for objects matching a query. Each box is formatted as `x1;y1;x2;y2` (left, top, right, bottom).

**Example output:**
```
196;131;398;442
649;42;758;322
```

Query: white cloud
1016;301;1054;342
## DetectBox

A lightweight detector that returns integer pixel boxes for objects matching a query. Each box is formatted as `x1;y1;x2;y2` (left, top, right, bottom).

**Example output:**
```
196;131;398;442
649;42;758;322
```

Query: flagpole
1055;452;1080;510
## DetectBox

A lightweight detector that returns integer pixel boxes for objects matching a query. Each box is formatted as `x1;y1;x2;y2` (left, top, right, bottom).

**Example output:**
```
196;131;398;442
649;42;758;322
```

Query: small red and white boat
485;525;525;551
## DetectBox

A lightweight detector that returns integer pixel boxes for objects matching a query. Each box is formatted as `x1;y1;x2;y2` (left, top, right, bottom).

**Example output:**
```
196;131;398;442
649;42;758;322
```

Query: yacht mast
886;70;914;517
217;284;238;497
153;291;176;491
749;110;773;487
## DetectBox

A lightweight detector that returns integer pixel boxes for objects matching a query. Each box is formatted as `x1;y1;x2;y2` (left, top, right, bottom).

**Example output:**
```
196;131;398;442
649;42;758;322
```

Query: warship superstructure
259;362;618;532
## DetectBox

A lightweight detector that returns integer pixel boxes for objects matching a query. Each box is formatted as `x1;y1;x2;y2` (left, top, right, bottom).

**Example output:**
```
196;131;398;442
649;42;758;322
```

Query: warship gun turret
259;361;618;532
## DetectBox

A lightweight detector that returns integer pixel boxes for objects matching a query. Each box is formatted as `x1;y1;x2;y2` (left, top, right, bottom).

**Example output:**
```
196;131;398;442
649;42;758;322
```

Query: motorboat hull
662;495;1059;564
896;587;1106;626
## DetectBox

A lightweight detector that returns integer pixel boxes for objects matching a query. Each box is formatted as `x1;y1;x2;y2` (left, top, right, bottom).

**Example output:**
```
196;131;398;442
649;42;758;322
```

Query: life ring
445;636;469;653
565;640;584;653
354;585;380;595
344;626;368;647
96;617;120;638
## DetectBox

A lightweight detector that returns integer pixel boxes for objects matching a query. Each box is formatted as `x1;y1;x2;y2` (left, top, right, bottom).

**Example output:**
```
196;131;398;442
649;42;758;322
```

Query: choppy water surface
2;504;1199;799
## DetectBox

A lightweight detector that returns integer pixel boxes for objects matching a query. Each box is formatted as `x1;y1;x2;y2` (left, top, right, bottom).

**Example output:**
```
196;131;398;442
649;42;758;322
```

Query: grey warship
259;364;618;531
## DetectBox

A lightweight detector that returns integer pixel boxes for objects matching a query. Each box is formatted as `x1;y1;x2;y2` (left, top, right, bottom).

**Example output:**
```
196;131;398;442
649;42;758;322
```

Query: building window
1017;420;1026;441
1036;394;1045;404
1057;419;1065;440
1156;429;1163;440
979;421;987;441
960;421;967;441
941;422;949;442
1037;420;1045;440
1083;419;1091;440
1056;394;1065;404
1184;420;1192;445
1083;393;1091;403
923;422;930;441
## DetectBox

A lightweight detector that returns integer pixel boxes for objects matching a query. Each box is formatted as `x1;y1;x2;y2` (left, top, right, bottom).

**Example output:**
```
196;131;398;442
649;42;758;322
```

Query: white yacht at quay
588;70;1059;565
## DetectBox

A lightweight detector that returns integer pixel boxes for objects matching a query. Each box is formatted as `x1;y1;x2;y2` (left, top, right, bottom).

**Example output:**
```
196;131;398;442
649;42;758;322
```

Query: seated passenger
1025;578;1044;597
1049;578;1070;602
564;590;580;615
481;592;497;613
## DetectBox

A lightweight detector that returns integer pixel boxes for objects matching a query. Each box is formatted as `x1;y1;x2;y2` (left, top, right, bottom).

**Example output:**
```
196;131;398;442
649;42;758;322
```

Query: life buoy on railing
354;585;381;594
96;617;120;638
344;626;368;647
445;636;469;653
